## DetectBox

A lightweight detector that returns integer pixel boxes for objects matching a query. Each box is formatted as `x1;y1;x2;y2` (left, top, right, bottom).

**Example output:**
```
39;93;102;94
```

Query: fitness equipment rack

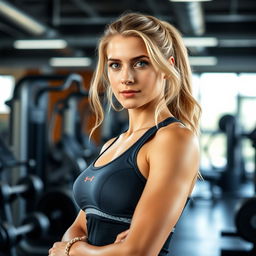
221;126;256;255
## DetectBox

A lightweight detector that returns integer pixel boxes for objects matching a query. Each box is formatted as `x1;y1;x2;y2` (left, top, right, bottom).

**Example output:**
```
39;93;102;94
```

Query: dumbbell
0;175;43;203
0;212;49;249
0;136;36;172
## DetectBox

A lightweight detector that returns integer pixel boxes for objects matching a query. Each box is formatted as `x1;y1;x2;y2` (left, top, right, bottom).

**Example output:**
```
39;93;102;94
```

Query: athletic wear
73;116;188;255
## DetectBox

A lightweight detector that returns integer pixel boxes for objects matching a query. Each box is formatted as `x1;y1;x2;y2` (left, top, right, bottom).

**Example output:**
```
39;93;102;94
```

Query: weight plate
37;188;78;240
235;197;256;243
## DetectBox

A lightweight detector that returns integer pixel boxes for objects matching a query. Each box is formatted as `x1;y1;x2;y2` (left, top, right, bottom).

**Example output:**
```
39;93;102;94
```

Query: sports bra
73;116;188;255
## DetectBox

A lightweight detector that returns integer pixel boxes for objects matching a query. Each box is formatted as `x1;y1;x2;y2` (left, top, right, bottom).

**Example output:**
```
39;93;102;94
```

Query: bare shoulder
154;122;198;149
148;122;200;170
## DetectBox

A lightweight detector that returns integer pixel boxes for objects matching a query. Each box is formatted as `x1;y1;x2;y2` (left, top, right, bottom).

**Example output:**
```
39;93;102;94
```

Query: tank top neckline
91;116;178;170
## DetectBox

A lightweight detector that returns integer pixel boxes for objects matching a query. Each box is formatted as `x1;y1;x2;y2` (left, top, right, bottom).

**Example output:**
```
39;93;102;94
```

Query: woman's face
106;35;165;110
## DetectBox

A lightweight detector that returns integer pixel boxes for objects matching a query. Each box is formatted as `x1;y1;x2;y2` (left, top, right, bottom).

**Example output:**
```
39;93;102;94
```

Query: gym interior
0;0;256;255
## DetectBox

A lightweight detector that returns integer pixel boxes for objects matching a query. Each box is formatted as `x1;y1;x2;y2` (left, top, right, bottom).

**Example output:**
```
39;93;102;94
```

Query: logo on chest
84;176;95;182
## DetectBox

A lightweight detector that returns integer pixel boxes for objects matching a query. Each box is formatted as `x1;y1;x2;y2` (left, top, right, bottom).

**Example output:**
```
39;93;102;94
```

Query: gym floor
170;180;254;256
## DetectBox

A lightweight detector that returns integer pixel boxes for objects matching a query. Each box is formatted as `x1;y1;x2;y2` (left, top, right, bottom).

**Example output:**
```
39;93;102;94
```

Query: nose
121;67;135;85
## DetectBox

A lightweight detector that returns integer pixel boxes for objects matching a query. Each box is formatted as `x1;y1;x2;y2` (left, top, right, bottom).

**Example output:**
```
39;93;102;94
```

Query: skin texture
48;35;199;256
107;35;165;112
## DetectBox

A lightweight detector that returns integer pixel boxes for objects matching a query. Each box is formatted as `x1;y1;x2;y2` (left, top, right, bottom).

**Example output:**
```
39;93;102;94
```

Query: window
193;73;256;175
0;75;15;133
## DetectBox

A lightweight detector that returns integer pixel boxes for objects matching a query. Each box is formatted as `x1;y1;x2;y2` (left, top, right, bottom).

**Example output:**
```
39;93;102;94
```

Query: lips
120;89;140;98
120;90;140;93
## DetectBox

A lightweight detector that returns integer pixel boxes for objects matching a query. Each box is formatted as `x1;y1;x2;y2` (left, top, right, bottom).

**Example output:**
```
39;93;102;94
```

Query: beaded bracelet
65;236;87;256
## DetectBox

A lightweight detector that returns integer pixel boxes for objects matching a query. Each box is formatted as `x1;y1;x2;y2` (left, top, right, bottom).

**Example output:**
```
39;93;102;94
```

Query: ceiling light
0;1;47;35
170;0;212;2
49;57;92;67
14;39;67;49
184;37;218;47
220;39;256;47
189;56;217;66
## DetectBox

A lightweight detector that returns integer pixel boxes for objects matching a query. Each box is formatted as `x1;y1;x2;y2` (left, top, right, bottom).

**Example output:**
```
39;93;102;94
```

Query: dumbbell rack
221;127;256;256
0;172;47;256
1;74;84;256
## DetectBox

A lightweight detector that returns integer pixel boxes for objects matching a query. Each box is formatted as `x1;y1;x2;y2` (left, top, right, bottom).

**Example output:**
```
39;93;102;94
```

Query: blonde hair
89;12;201;136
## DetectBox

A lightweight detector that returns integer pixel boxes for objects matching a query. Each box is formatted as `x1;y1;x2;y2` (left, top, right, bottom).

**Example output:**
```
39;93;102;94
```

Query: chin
116;99;131;108
123;105;137;110
121;103;140;109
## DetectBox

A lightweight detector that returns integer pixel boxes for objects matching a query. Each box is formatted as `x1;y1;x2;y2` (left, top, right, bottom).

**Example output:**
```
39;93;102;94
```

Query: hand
48;241;68;256
114;229;130;244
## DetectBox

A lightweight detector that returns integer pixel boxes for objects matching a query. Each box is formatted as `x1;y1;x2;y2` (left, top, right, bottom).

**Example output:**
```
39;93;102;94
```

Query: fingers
114;229;130;243
48;241;67;255
48;242;57;255
48;248;54;256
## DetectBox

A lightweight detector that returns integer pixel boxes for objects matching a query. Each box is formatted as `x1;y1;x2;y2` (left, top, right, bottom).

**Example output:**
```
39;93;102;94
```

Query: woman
48;12;201;256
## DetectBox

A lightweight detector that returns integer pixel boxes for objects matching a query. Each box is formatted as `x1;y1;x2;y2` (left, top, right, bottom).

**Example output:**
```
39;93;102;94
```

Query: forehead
106;35;148;59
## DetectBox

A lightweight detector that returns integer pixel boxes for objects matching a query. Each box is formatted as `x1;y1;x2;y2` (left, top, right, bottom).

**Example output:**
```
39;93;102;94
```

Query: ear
169;56;175;65
163;56;175;79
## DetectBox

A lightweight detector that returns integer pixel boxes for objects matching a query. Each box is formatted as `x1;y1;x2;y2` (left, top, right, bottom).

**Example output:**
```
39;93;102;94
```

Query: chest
73;156;147;216
94;137;152;179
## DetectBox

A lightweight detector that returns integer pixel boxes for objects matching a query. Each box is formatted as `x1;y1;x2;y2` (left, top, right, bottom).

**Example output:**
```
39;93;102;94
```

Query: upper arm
62;210;87;241
71;210;87;234
124;126;200;256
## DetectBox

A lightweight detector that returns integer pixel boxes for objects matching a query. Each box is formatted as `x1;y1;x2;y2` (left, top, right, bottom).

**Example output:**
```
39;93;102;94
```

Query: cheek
108;72;120;98
144;72;163;93
108;71;119;87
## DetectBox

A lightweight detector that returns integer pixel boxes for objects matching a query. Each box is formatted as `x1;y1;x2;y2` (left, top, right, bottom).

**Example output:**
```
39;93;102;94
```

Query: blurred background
0;0;256;255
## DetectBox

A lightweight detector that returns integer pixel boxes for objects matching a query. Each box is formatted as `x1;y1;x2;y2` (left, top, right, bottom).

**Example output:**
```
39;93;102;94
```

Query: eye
134;60;149;68
109;62;121;69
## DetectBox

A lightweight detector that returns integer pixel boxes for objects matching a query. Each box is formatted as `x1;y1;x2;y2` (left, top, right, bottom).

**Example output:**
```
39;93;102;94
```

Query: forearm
69;240;134;256
62;224;87;242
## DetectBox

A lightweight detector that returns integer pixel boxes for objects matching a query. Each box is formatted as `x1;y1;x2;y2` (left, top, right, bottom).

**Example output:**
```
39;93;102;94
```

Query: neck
126;109;172;135
127;126;153;134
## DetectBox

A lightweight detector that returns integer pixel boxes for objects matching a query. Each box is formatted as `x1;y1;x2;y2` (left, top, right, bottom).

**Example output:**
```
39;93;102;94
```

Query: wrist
65;236;87;256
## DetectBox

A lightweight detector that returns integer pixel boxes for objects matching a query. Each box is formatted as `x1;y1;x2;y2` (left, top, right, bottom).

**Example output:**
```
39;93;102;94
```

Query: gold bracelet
65;236;87;256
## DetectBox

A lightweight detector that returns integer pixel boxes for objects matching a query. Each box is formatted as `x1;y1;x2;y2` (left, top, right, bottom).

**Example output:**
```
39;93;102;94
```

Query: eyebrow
107;55;149;62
